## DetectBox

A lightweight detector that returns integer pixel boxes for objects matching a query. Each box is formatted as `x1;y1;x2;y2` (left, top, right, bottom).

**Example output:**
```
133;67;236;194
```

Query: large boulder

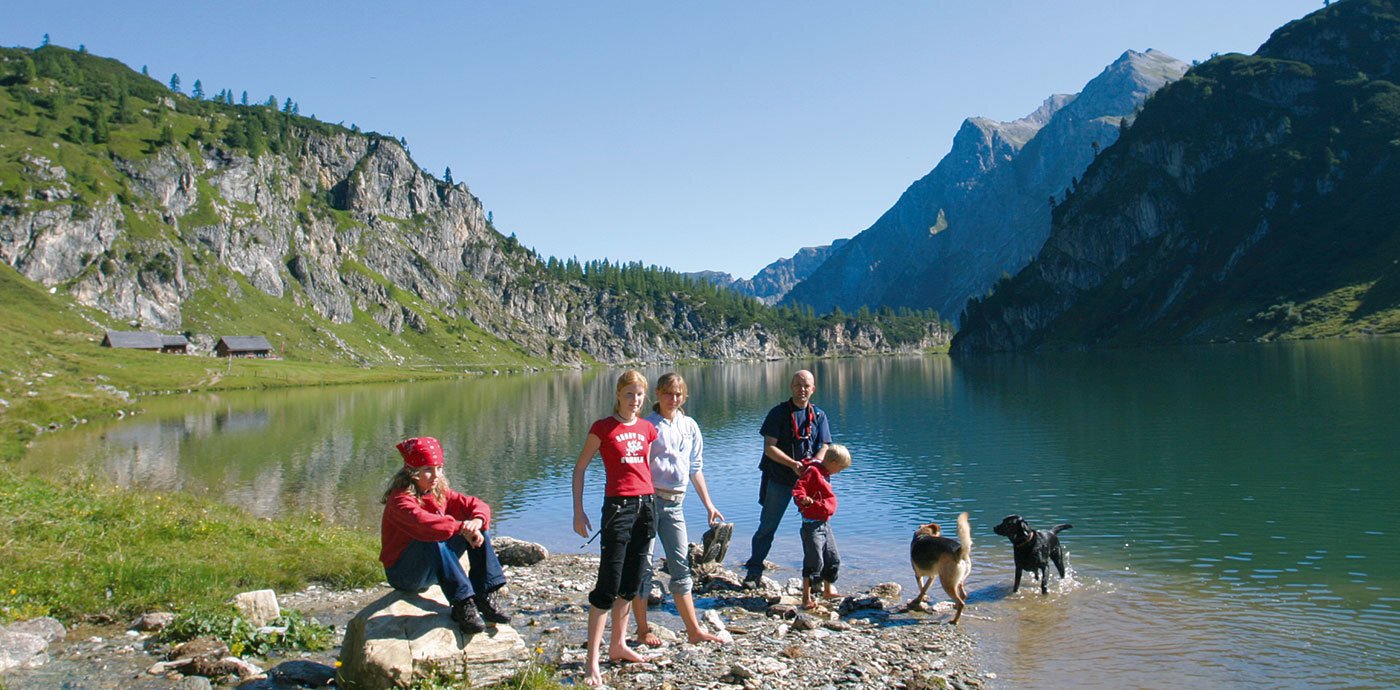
336;585;525;690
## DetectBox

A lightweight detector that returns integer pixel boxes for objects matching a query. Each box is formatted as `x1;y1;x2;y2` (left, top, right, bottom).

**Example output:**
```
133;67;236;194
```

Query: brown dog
908;512;972;623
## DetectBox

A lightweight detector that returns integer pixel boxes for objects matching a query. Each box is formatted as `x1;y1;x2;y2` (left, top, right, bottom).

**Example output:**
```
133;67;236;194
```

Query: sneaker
476;590;512;625
742;573;763;589
451;598;486;635
700;521;734;564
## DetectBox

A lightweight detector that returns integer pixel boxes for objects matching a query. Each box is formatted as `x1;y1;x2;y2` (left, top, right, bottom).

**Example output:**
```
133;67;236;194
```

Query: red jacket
792;460;837;521
379;488;492;568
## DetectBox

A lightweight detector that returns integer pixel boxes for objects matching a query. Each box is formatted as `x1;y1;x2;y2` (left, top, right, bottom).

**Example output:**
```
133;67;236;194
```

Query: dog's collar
1012;532;1035;548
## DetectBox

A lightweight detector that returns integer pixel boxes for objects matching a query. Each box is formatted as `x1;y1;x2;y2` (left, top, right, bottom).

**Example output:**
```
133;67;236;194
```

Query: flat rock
336;584;525;690
0;630;49;672
3;617;66;643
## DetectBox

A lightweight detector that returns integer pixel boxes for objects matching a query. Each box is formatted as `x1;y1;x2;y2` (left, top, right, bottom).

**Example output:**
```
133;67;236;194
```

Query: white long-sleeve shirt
644;410;703;493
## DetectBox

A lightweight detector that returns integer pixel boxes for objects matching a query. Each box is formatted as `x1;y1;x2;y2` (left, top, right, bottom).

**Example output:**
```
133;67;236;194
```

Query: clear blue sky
5;1;1323;278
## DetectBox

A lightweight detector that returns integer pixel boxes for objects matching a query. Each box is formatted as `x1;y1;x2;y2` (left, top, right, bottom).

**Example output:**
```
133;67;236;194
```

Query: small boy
791;443;852;609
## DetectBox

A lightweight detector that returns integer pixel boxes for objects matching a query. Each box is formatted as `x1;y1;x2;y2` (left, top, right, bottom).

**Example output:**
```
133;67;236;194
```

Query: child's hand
573;511;592;539
797;497;813;507
460;519;484;548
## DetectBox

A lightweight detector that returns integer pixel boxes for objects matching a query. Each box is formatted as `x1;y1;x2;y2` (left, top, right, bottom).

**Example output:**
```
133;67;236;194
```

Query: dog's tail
1050;523;1073;534
956;512;971;563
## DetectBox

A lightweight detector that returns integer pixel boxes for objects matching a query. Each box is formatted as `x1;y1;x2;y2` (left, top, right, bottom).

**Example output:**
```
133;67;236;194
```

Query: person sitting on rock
380;436;512;635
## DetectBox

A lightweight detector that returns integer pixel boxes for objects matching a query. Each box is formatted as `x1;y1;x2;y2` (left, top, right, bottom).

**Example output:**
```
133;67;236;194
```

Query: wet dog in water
908;512;972;624
992;514;1073;594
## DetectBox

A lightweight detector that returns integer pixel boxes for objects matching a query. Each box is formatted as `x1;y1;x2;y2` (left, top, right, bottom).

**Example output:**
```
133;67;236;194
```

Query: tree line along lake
26;339;1400;688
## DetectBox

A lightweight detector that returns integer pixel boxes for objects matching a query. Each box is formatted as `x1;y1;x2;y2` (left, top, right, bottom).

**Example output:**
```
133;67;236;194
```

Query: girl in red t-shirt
571;370;658;687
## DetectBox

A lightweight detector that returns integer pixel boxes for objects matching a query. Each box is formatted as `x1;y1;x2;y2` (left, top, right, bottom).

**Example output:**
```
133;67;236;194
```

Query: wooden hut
215;336;273;358
160;335;189;354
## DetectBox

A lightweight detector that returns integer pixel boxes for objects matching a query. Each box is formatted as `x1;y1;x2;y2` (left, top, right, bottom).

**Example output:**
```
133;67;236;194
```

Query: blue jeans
639;491;693;598
744;476;797;579
384;531;506;604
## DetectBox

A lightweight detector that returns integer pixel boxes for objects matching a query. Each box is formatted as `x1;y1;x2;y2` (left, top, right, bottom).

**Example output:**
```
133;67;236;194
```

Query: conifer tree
169;73;181;93
41;33;50;47
241;91;249;106
444;167;453;185
192;80;204;100
142;65;149;77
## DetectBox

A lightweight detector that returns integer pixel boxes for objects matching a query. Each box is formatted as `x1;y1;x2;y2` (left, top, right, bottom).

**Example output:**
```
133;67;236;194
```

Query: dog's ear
1000;514;1020;524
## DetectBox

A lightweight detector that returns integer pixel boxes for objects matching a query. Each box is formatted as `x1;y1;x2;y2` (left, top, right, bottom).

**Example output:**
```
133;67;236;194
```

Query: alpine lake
25;339;1400;688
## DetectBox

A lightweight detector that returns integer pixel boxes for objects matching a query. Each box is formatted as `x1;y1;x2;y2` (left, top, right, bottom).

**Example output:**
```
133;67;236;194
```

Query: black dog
992;515;1072;594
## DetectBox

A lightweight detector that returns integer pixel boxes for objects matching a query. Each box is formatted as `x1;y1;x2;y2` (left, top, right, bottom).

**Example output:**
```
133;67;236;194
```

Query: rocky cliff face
0;65;946;364
953;0;1400;353
688;239;849;304
782;50;1188;323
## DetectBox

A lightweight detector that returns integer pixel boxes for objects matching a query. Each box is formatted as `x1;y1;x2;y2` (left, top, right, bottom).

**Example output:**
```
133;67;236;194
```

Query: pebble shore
0;551;989;689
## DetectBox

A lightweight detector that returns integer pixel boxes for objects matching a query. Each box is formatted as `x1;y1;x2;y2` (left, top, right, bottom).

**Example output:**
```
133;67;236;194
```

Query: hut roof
104;330;163;349
217;336;273;352
162;335;190;347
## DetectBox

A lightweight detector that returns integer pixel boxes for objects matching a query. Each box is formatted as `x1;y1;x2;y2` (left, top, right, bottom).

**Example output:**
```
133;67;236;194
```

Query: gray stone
172;676;213;690
232;589;281;627
3;617;65;643
0;630;49;672
336;584;526;690
131;611;176;632
491;536;548;566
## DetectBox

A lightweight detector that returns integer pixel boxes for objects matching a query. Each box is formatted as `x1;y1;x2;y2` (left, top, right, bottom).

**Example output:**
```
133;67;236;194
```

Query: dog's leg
910;574;933;609
939;575;966;625
1011;567;1023;593
1038;566;1049;595
1051;546;1067;579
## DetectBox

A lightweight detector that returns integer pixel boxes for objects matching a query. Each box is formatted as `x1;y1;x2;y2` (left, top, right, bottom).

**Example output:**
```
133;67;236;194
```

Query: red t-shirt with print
589;416;658;497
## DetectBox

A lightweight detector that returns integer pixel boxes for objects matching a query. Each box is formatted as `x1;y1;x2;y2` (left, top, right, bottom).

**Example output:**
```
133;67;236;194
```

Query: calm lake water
27;340;1400;688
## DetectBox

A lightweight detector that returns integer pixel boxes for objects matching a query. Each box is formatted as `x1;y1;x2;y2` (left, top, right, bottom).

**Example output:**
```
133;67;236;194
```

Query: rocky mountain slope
0;46;947;367
782;50;1188;323
954;0;1400;353
687;238;848;304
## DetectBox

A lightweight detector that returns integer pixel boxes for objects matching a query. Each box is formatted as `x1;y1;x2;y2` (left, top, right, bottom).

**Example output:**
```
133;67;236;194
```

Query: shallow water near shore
26;339;1400;688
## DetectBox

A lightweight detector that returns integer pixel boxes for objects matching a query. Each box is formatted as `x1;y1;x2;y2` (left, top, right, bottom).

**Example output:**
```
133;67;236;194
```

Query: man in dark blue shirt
742;369;832;585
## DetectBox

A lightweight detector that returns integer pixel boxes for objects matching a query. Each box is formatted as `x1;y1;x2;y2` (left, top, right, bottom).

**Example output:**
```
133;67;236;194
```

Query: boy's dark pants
589;494;656;610
800;519;840;584
385;531;507;604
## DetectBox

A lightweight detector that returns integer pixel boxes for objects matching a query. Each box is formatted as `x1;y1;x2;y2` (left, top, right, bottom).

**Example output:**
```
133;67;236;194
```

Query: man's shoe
451;598;486;634
742;573;763;589
700;521;734;564
476;590;512;625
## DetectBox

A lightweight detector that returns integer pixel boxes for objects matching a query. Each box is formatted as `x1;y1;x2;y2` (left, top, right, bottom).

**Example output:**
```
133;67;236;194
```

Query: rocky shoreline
1;550;989;689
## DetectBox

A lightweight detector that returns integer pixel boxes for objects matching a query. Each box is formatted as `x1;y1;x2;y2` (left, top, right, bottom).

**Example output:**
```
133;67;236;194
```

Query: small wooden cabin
160;335;189;354
215;336;273;358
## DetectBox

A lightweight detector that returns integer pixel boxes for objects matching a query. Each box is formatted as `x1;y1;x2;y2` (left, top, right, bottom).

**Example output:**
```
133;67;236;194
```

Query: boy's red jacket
380;488;492;567
792;459;837;521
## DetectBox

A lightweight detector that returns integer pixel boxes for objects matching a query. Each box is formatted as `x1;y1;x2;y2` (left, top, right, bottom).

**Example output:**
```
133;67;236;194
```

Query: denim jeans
589;494;656;610
639;491;693;598
744;475;797;579
384;531;507;604
800;519;840;584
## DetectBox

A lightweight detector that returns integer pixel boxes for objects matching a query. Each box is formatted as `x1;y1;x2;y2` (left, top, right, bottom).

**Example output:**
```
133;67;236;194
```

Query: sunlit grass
0;467;381;624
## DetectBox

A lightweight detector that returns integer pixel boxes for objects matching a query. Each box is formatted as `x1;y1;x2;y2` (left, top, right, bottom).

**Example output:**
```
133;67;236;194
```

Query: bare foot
686;628;727;644
608;642;648;664
801;598;818;610
635;626;662;647
822;585;840;599
583;657;604;686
